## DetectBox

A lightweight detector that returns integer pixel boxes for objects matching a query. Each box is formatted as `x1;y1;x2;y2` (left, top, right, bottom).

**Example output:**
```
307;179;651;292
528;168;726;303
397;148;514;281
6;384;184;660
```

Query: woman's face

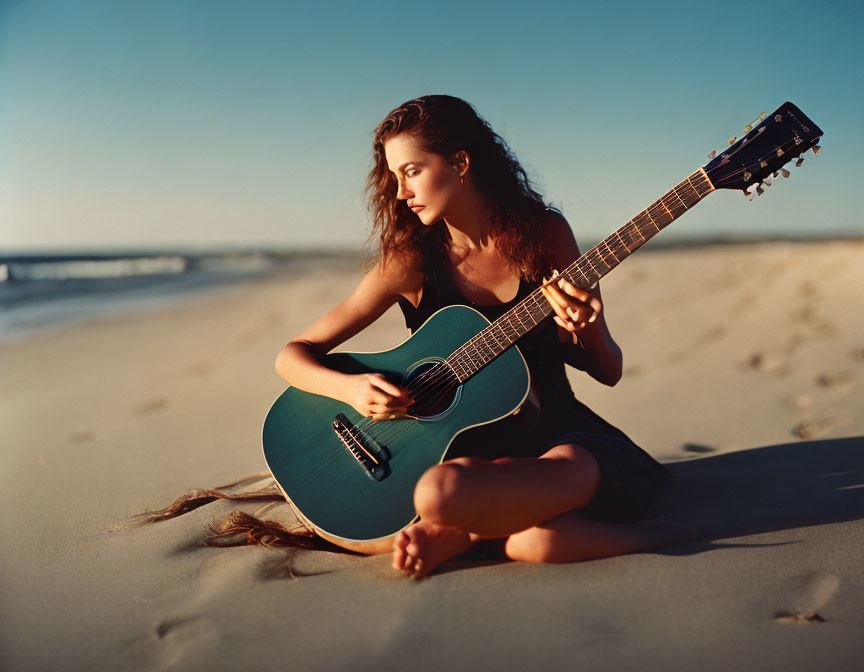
383;133;463;226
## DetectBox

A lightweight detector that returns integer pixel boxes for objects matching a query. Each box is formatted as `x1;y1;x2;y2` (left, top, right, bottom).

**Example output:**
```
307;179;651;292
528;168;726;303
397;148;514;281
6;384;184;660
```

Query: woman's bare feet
392;520;476;579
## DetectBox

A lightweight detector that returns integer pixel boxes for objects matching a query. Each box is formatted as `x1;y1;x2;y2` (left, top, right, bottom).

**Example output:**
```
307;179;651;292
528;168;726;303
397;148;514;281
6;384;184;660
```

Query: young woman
275;95;677;578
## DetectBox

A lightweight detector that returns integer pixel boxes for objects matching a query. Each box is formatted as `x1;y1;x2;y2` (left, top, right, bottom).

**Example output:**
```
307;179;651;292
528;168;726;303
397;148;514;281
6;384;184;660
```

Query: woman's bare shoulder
542;207;581;264
377;246;425;306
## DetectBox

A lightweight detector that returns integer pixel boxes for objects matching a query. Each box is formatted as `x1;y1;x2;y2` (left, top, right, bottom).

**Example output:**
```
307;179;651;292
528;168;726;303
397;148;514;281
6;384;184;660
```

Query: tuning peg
744;112;767;133
773;171;779;178
763;177;772;187
781;168;791;178
745;187;757;201
756;184;765;197
743;171;752;182
796;158;805;167
728;137;737;146
812;145;823;156
707;149;717;160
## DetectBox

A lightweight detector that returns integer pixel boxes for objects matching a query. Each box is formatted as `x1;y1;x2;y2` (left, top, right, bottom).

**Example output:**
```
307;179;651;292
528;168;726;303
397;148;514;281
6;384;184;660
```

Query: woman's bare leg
503;511;688;563
415;443;601;538
392;443;602;578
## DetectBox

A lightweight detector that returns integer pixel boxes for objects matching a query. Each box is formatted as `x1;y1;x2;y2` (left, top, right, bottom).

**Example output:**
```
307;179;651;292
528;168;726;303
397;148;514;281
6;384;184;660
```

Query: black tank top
396;243;641;457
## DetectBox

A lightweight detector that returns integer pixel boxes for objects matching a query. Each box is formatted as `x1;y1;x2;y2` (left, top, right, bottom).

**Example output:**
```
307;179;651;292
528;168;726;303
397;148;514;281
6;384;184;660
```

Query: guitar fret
671;187;689;211
602;238;621;263
644;208;661;232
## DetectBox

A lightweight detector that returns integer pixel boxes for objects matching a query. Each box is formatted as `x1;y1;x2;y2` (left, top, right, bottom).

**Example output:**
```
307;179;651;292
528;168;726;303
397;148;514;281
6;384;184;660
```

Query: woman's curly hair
366;95;558;281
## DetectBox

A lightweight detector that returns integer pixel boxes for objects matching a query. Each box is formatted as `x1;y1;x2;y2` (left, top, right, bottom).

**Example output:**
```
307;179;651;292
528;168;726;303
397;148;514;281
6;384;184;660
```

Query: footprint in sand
850;347;864;362
188;362;211;377
155;616;201;640
815;371;854;389
789;393;812;409
774;570;839;624
791;414;849;440
152;615;217;668
135;397;170;415
682;443;716;454
747;350;790;375
790;305;819;324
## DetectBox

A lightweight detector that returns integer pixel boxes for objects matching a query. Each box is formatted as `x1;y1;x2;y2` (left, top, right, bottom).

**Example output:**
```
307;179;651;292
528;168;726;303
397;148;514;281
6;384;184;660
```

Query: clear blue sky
1;0;861;251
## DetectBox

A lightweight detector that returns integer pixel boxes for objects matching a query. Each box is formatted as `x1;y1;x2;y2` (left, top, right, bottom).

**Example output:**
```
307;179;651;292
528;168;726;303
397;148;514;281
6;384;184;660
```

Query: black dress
396;244;672;523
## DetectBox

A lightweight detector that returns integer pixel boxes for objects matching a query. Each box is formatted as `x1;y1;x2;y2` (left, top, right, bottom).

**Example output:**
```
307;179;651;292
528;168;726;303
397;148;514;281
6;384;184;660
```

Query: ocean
0;249;358;343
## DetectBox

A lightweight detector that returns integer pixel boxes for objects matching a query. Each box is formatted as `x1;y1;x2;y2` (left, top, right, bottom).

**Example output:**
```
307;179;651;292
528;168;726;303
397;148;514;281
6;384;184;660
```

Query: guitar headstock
703;102;823;198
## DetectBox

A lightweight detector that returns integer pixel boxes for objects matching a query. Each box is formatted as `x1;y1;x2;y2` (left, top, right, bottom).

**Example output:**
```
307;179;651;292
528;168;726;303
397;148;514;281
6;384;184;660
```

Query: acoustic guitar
263;101;823;548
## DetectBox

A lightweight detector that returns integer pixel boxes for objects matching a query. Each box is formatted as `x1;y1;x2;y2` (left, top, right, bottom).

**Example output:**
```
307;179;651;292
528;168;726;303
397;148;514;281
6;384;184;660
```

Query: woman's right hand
340;373;414;421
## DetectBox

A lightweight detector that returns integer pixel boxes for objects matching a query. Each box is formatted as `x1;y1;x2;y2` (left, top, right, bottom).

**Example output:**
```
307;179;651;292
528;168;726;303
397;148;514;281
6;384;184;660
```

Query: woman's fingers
369;405;408;421
542;277;599;330
540;284;568;319
369;374;413;403
556;278;601;323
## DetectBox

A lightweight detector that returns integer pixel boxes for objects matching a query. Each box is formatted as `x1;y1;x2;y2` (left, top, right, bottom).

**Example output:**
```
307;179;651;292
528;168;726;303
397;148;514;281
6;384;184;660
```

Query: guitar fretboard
445;168;715;382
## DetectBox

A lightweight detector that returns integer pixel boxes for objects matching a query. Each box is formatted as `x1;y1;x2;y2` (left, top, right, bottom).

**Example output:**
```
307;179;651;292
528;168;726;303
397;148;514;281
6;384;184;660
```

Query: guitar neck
446;167;715;382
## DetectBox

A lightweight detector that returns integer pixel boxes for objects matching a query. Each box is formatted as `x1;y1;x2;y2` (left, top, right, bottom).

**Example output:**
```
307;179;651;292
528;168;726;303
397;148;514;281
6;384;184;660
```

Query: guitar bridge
332;414;391;482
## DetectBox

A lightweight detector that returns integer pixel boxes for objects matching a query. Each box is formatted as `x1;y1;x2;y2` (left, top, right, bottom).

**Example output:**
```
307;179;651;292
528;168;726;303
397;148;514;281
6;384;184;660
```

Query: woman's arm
541;210;623;387
275;251;424;418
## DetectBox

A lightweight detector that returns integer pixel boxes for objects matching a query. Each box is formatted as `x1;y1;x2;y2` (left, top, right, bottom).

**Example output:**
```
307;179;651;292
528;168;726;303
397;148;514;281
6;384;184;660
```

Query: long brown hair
366;95;557;281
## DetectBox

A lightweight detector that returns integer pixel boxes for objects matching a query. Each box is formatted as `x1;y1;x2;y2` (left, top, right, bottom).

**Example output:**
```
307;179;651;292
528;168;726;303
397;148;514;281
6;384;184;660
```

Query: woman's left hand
540;275;603;334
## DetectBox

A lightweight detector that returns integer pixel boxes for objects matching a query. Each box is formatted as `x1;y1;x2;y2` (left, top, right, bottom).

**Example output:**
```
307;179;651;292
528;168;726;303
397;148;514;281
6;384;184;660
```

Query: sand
1;239;862;671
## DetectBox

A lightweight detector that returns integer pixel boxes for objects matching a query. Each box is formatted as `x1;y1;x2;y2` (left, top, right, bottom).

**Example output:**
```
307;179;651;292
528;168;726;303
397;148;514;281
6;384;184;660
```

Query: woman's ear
449;150;470;178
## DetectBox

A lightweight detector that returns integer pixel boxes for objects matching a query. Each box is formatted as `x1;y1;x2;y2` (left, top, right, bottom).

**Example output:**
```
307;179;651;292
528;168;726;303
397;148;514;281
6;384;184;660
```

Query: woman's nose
395;179;412;200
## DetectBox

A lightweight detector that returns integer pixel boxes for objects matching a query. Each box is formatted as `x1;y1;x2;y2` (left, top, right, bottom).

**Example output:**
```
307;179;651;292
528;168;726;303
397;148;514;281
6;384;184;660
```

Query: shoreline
3;236;862;346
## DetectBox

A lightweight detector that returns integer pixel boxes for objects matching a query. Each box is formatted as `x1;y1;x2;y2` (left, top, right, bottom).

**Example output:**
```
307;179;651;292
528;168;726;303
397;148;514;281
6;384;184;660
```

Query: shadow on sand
649;435;864;554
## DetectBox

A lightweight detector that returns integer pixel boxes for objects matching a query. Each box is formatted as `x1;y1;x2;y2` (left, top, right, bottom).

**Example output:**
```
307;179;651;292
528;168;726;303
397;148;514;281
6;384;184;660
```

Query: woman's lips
410;205;424;212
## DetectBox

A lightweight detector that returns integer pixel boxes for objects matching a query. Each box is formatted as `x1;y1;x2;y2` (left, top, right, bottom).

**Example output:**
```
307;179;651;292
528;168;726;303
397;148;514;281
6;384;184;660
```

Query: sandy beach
2;239;862;671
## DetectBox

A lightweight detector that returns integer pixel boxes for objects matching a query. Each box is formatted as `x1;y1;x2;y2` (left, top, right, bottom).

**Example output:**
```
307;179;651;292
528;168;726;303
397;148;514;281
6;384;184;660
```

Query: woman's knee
413;457;485;524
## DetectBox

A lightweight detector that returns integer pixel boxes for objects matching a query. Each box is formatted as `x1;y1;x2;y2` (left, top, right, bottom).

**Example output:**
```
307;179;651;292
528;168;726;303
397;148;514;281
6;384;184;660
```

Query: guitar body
262;304;531;544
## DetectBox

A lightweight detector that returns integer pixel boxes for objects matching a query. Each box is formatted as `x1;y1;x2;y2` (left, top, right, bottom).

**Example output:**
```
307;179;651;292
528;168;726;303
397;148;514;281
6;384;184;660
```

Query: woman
275;95;676;578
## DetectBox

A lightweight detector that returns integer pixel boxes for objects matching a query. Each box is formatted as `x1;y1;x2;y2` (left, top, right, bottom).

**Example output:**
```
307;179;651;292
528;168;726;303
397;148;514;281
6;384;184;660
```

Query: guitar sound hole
404;360;460;419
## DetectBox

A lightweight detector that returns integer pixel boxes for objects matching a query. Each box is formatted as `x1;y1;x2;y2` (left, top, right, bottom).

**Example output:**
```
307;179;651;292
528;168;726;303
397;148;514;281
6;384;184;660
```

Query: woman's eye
406;169;419;177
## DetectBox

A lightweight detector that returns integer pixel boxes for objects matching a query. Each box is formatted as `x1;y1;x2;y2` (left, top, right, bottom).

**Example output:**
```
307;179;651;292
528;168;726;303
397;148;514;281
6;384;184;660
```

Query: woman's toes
394;530;410;550
405;540;421;558
396;550;411;571
412;558;425;578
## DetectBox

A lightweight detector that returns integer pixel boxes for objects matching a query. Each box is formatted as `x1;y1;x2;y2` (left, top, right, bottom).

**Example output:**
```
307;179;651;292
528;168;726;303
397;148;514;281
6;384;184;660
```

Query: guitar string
706;136;804;188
